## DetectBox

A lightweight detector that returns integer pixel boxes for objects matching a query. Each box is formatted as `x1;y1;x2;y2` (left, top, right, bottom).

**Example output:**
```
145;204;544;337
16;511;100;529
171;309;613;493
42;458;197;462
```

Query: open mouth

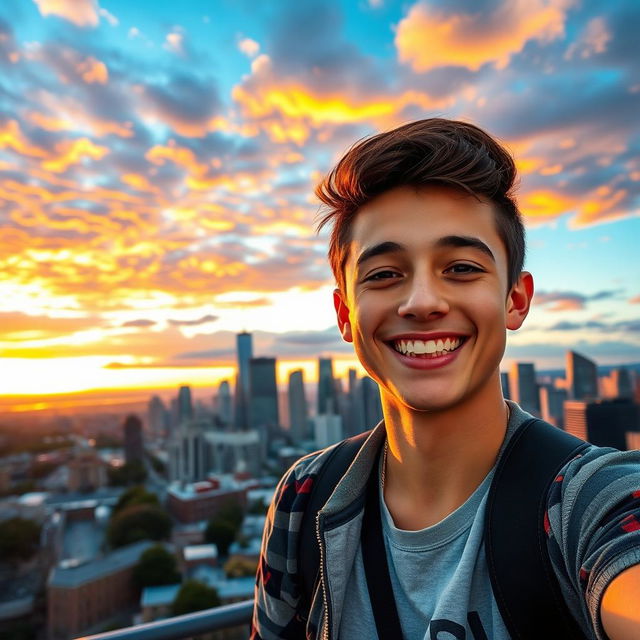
390;337;466;359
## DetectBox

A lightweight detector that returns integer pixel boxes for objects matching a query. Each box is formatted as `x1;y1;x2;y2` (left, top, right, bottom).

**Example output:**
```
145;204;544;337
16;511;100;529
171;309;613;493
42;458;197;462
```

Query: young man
251;119;640;639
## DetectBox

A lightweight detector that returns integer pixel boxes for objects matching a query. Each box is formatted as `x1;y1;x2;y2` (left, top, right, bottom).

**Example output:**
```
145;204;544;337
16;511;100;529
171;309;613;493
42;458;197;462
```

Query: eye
364;269;402;282
445;263;484;275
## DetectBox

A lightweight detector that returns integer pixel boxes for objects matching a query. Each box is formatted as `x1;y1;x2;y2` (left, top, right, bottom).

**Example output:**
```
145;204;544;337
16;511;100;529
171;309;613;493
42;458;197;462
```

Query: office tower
215;380;233;426
539;385;567;428
564;399;640;451
344;369;366;437
249;357;279;429
168;418;211;483
313;414;343;449
147;395;169;439
509;362;539;415
318;357;337;414
123;414;144;465
566;351;598;400
361;376;383;427
603;367;634;400
177;385;194;423
235;332;253;429
288;369;309;444
500;372;510;400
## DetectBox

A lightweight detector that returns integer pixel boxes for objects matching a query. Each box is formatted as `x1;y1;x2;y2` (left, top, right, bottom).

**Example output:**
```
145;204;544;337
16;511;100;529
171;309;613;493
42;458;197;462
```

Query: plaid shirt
251;409;640;640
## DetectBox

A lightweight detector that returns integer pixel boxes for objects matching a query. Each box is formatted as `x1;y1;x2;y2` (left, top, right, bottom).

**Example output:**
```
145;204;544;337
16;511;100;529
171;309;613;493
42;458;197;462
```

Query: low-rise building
167;478;247;524
140;583;181;623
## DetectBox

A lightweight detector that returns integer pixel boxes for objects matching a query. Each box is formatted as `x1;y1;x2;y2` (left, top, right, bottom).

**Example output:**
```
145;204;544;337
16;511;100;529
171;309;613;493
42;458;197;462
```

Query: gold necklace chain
381;402;511;491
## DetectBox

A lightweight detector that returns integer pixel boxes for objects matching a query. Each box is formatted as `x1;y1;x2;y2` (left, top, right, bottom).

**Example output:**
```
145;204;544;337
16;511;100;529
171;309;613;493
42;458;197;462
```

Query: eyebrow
355;235;495;270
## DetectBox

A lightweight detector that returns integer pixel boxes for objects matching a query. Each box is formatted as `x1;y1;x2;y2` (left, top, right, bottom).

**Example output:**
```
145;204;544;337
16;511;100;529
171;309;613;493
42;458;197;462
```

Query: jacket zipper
315;511;331;640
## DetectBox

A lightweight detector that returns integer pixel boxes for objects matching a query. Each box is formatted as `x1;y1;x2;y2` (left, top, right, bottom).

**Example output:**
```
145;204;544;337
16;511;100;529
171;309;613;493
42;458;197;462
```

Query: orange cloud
519;189;577;220
0;119;49;158
33;0;100;27
395;0;575;72
41;137;109;173
146;142;209;177
76;56;108;84
238;37;260;58
565;17;611;60
629;295;640;304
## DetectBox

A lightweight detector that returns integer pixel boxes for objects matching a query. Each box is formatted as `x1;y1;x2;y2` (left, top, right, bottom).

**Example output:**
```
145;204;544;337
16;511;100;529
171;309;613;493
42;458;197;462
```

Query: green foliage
107;461;147;487
204;519;236;557
224;556;258;578
247;499;269;515
171;580;220;616
133;544;181;589
113;485;158;515
107;504;171;548
0;517;41;562
216;499;244;529
149;454;166;475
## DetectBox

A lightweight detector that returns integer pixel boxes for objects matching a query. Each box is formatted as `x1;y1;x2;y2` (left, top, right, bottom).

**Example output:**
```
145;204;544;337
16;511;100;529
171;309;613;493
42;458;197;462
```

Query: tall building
318;357;336;414
566;351;598;400
564;399;640;451
539;385;567;428
344;368;366;438
177;385;194;423
500;372;510;400
360;376;383;427
215;380;233;426
147;395;169;440
235;332;253;429
509;362;539;415
168;418;211;483
313;413;343;449
123;414;144;465
601;367;634;400
288;369;309;444
249;357;279;430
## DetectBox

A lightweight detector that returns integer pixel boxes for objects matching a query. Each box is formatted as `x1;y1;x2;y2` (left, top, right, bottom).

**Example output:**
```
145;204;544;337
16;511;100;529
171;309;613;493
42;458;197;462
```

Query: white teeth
394;337;463;356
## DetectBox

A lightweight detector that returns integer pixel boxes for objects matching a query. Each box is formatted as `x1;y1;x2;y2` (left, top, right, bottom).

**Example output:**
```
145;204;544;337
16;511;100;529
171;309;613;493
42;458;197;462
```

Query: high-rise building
123;414;144;465
168;418;211;483
249;357;279;430
215;380;233;426
318;357;336;414
500;372;510;400
361;376;383;427
539;385;567;428
313;413;343;449
177;385;194;423
601;367;634;400
235;332;253;429
509;362;539;415
288;369;309;444
564;399;640;451
147;395;169;440
566;351;598;400
344;368;366;437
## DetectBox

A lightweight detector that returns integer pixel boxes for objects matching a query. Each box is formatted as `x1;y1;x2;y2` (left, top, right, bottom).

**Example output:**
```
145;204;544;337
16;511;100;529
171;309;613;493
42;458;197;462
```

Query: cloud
565;16;611;60
121;319;156;328
545;319;640;333
168;314;218;327
164;29;185;56
534;289;623;311
629;295;640;304
33;0;100;27
395;0;575;73
238;37;259;58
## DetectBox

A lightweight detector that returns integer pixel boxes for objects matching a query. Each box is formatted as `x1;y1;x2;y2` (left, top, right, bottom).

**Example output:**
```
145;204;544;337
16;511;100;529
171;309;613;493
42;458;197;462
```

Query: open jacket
251;406;640;640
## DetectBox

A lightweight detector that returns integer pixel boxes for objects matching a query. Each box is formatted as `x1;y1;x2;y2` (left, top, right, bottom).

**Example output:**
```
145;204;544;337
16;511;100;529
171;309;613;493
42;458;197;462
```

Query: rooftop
141;584;181;608
183;544;218;561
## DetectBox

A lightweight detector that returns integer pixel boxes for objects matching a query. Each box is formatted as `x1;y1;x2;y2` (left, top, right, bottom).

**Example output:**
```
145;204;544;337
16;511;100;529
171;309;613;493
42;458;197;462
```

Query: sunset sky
1;0;639;409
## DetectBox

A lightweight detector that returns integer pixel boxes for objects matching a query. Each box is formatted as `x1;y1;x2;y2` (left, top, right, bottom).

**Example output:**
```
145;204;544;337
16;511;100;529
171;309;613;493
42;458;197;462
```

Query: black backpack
298;417;590;639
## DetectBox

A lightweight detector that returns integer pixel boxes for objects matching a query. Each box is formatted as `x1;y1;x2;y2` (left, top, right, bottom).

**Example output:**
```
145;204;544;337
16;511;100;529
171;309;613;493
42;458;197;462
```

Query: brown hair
315;118;525;292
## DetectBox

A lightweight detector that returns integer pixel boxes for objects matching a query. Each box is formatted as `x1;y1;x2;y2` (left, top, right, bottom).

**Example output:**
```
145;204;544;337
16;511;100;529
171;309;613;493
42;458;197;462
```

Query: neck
381;376;508;530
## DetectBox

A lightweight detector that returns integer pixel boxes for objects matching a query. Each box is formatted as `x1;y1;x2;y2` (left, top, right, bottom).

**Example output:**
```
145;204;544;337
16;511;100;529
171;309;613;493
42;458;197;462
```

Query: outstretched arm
601;564;640;640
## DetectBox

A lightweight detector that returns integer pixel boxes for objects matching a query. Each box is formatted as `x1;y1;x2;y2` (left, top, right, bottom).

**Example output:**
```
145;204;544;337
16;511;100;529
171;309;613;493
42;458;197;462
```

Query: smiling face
333;185;533;414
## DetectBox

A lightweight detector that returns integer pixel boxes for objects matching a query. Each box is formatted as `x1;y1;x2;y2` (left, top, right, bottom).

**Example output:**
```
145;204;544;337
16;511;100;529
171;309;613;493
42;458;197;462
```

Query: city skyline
1;0;639;410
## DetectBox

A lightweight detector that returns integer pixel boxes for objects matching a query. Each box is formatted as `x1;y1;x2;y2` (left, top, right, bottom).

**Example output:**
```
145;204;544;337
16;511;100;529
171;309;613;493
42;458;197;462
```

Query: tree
133;544;181;589
113;485;158;515
107;461;147;487
216;499;244;530
204;518;236;556
0;517;40;563
107;504;171;548
224;556;258;578
171;580;220;616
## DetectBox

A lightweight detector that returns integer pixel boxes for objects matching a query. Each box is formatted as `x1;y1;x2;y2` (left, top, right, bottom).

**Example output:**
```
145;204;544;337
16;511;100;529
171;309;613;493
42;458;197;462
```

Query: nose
397;274;449;320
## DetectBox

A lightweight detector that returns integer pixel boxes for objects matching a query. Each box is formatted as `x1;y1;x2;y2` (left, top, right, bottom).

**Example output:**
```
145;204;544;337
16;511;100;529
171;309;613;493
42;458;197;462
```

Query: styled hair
315;118;525;292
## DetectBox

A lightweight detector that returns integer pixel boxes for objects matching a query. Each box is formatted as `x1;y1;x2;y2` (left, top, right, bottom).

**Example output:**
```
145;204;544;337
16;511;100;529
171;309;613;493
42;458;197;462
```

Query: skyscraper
249;357;279;430
509;362;539;415
539;385;567;428
361;376;383;427
177;385;193;423
235;332;253;429
288;369;309;444
564;399;640;451
500;372;510;400
215;380;233;426
318;357;336;414
123;414;144;465
147;395;169;440
566;351;598;400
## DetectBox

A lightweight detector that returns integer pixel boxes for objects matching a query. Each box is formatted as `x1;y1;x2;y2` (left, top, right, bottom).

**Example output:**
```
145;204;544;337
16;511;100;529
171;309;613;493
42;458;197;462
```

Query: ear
506;271;534;330
333;288;353;343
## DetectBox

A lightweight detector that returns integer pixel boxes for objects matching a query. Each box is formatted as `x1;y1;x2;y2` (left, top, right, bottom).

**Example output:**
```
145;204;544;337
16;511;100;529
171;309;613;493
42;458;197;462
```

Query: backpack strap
298;430;371;608
485;417;590;639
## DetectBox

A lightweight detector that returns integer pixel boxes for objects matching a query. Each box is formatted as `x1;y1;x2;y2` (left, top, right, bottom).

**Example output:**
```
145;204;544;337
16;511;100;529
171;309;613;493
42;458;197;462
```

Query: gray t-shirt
338;407;527;640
